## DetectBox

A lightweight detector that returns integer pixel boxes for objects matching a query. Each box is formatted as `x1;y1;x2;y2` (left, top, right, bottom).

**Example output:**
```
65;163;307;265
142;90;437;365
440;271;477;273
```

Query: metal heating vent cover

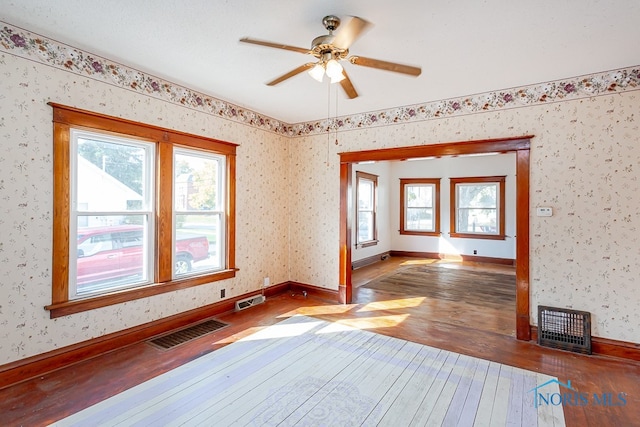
538;306;591;354
148;319;228;350
235;294;266;311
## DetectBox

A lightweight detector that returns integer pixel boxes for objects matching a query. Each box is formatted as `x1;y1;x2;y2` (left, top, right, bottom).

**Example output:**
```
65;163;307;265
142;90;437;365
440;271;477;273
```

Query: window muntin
450;176;506;240
49;103;237;318
70;130;155;298
400;178;440;236
356;171;378;247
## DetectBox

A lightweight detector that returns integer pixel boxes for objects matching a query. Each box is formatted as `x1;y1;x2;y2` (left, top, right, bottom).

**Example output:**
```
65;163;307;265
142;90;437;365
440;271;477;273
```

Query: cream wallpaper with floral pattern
0;53;290;365
289;93;640;343
0;20;639;365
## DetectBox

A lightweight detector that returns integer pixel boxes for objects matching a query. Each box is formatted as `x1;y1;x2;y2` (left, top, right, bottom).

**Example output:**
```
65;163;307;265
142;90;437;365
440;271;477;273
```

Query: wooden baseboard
263;281;290;298
351;251;391;270
389;250;515;266
289;281;339;302
390;250;440;259
531;326;640;362
0;285;291;390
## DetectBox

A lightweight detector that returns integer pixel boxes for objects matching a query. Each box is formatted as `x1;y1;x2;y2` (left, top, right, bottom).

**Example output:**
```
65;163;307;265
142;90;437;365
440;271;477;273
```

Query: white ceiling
1;0;639;124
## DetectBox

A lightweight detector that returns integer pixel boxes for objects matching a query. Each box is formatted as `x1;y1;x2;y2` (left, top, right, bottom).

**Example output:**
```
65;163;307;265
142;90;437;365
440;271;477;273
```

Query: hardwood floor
1;258;638;426
353;257;516;336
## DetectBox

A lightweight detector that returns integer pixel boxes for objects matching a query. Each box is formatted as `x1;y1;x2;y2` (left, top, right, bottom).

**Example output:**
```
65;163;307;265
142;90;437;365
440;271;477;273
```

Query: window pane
457;208;498;233
77;138;146;212
358;212;374;242
458;184;497;208
75;218;151;296
175;153;221;212
407;185;433;208
175;214;220;277
358;180;373;210
406;207;433;231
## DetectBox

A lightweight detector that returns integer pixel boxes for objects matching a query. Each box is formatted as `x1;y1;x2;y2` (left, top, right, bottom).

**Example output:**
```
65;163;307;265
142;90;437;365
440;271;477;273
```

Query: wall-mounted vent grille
148;319;228;350
538;306;591;354
235;294;265;311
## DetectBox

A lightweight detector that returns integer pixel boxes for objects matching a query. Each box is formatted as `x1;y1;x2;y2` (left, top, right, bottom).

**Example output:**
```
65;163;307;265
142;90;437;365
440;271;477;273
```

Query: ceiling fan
239;15;422;99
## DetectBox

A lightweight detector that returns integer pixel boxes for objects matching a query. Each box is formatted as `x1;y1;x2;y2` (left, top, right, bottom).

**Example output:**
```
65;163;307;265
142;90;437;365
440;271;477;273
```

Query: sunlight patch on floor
357;297;425;312
240;317;324;340
399;258;438;266
331;314;410;330
278;304;358;318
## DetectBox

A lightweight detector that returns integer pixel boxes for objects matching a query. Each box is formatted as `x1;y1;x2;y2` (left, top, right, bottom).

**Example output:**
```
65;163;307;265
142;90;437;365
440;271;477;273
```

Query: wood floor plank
474;362;502;427
519;367;538;426
409;352;461;425
457;358;491;426
373;346;448;426
506;365;525;426
490;364;513;426
443;355;483;425
426;354;478;425
191;326;375;426
346;339;425;422
360;341;436;425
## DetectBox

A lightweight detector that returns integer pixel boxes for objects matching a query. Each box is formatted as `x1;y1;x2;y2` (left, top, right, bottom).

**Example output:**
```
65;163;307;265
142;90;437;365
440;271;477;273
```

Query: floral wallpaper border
1;21;639;137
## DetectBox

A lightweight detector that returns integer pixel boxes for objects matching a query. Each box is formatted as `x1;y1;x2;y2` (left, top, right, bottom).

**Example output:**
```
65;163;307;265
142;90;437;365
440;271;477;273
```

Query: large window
70;130;155;299
174;149;226;276
49;104;237;318
400;178;441;236
356;171;378;247
450;176;506;240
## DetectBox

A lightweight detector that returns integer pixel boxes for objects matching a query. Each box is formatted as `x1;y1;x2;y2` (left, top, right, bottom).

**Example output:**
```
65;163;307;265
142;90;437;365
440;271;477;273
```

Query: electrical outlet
220;288;225;298
473;250;477;255
263;277;270;287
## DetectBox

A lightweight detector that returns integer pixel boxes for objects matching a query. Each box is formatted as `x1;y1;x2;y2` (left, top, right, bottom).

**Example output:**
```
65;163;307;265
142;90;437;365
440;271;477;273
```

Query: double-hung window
400;178;441;236
49;104;237;318
173;149;226;276
450;176;506;240
356;171;378;247
70;130;156;298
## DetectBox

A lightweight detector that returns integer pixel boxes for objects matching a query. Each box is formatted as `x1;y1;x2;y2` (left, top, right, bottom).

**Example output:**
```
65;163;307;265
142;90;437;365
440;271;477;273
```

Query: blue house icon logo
529;379;577;408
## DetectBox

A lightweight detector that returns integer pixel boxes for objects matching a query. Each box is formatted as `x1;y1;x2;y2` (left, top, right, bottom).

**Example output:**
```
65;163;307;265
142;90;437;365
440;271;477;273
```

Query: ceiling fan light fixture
325;59;344;79
308;63;325;82
330;73;345;84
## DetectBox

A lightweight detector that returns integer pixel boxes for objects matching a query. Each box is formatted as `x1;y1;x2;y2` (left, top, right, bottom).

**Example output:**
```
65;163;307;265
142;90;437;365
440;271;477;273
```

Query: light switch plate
536;207;553;217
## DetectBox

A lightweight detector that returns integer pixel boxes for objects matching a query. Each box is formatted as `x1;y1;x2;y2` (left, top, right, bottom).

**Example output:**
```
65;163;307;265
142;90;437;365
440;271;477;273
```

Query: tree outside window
450;176;506;240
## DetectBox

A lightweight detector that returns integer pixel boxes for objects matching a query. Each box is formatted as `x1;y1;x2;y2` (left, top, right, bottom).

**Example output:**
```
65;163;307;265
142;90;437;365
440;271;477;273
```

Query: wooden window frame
47;103;237;318
449;176;506;240
399;178;441;236
355;171;378;248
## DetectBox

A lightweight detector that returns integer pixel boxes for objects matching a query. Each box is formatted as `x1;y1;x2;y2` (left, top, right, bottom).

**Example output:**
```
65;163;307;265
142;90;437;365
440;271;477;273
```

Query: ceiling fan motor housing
322;15;341;32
